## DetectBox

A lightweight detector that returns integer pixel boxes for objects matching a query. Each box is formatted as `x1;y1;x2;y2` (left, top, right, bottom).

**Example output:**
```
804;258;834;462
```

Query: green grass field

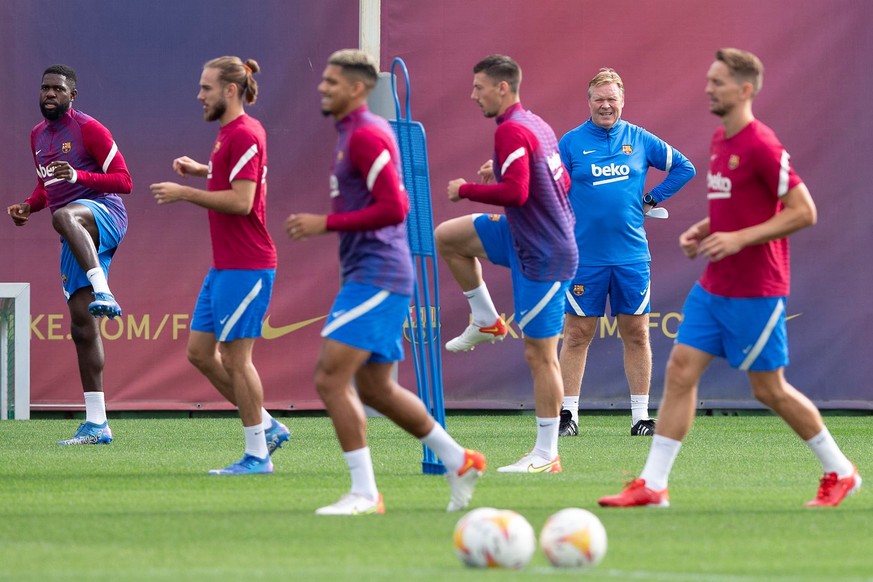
0;413;870;581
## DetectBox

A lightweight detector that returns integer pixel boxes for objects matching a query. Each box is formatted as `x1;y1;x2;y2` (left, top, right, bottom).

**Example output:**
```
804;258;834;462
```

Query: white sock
421;423;465;473
344;447;379;501
243;424;269;459
85;267;111;295
562;396;579;424
534;416;559;460
631;394;650;424
83;391;107;425
805;427;854;477
464;282;500;327
639;434;682;491
260;408;274;431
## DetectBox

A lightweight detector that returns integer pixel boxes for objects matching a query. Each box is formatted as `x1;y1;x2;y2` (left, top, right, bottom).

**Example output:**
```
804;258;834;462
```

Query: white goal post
0;283;30;420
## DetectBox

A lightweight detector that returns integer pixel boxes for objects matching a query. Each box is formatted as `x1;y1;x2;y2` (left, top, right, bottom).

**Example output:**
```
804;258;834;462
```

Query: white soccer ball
453;508;536;569
539;507;608;569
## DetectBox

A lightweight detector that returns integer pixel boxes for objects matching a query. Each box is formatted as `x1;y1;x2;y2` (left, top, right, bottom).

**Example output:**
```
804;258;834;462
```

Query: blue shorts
321;282;409;363
60;199;127;300
191;268;275;342
564;262;651;317
676;283;789;371
473;214;568;339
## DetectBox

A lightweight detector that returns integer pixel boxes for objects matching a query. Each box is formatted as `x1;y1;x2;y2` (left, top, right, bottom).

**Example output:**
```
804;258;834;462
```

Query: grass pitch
0;413;870;581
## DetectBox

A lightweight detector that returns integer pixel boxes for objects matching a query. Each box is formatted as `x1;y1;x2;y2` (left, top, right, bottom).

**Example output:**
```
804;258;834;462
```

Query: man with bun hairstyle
151;56;289;475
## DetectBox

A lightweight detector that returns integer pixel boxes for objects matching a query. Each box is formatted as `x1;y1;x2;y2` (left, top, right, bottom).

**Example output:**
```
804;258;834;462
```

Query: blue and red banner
1;0;871;411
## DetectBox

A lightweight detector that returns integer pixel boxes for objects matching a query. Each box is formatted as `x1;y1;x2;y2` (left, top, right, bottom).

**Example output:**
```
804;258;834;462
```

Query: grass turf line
0;414;869;581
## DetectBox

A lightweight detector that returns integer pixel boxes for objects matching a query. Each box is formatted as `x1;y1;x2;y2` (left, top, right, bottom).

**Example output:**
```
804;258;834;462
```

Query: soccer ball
453;508;536;569
539;507;608;569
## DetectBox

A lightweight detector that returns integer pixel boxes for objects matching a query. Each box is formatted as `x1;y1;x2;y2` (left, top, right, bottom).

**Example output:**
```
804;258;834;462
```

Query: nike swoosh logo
583;150;596;155
261;314;327;339
457;457;476;476
479;325;505;335
35;149;43;156
527;461;558;473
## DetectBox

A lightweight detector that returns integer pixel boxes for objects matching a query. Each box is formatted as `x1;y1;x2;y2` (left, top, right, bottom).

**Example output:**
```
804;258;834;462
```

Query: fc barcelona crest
572;284;585;296
728;154;740;169
62;142;72;154
622;144;633;155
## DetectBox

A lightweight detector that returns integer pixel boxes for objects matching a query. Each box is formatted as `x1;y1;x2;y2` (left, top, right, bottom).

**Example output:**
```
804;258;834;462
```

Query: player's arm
679;217;710;259
50;121;133;194
698;183;816;262
455;123;531;207
286;129;408;240
645;136;696;207
327;129;408;231
172;156;209;178
150;179;255;215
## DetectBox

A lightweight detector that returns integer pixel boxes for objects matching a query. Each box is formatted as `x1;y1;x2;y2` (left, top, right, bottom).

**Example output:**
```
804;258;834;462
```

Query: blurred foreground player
150;56;289;475
7;65;132;445
286;49;484;515
599;48;860;508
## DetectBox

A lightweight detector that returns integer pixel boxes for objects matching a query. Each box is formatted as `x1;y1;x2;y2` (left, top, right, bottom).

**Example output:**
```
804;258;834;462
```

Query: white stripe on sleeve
229;144;259;183
777;150;790;197
102;142;118;173
367;149;391;191
501;147;526;176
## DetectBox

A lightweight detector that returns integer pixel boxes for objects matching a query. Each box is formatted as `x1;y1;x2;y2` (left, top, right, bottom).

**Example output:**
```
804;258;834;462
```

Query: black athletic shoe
558;409;578;437
631;418;656;436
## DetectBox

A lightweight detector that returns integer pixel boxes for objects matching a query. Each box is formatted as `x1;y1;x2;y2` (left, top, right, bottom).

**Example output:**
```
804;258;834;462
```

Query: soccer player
558;68;695;438
435;55;577;474
7;65;131;445
150;56;289;475
286;49;485;515
599;48;861;508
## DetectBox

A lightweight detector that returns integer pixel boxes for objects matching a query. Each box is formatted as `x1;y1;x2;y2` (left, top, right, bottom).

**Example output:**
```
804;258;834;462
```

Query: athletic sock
463;282;500;327
344;447;379;501
639;434;682;491
631;394;650;425
534;416;559;460
260;408;274;431
244;424;269;459
562;396;579;424
84;391;107;425
421;423;465;473
85;267;111;295
805;427;854;477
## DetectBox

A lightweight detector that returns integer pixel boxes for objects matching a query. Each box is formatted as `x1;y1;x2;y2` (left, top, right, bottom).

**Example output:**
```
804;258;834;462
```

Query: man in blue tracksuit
558;68;695;437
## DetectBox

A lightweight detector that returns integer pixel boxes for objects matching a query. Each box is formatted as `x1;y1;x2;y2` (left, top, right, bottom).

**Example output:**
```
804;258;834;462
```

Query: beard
204;98;227;122
40;100;71;121
709;99;732;117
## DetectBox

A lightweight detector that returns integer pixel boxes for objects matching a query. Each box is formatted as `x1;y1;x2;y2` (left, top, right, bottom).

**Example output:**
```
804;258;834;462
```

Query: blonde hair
588;67;623;98
204;56;260;105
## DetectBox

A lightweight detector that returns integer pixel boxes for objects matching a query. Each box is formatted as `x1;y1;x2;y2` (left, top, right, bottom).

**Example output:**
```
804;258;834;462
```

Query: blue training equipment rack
389;58;447;475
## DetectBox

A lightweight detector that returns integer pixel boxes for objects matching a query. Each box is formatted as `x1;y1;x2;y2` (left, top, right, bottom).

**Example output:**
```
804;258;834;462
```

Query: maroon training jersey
460;102;577;282
206;114;277;270
700;119;802;297
27;108;131;221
